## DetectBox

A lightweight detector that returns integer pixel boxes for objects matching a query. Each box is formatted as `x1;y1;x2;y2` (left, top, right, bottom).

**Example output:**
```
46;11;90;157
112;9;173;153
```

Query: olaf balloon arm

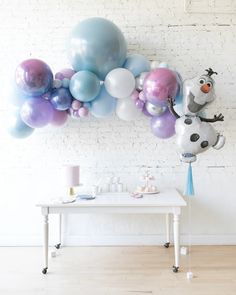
199;113;224;123
167;97;180;119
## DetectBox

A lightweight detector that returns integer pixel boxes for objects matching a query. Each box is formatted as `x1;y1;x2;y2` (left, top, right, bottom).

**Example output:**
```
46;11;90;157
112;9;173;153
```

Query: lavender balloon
21;97;54;128
50;88;73;111
15;59;53;96
150;109;176;139
55;68;76;80
51;110;68;126
142;106;152;117
143;68;178;107
135;99;144;110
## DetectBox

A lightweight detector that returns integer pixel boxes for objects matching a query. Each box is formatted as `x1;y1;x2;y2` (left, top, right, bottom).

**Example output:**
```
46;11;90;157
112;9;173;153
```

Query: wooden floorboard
0;246;236;295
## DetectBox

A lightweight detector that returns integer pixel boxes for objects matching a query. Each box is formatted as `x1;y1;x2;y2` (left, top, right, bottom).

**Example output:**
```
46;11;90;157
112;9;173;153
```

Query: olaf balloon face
168;68;225;163
183;73;216;116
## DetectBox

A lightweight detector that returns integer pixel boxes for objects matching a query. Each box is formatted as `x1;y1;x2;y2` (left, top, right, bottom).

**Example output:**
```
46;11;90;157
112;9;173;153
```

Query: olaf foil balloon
169;68;225;163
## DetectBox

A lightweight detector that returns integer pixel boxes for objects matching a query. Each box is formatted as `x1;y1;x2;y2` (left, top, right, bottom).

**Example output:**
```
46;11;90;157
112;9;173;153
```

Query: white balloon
105;68;135;98
150;61;160;70
116;98;141;121
135;71;149;91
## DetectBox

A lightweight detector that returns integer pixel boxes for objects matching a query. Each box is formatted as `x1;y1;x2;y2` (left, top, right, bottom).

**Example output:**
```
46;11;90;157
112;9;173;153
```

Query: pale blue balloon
69;71;100;102
158;62;169;68
123;54;150;77
62;78;70;88
83;102;91;110
67;17;127;80
90;86;117;118
8;109;34;139
175;71;183;105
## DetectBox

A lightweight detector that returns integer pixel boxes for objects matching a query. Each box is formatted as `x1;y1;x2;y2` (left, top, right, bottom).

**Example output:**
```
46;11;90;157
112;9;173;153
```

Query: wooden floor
0;246;236;295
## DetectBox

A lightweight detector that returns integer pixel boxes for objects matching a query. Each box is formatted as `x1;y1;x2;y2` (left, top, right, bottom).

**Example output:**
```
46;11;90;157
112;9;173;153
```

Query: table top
37;189;186;208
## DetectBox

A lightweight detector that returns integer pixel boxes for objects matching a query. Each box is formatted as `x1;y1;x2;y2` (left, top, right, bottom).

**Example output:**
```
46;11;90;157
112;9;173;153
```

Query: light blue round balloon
8;109;34;139
67;17;127;80
90;86;117;118
69;71;100;102
83;102;92;110
62;78;70;88
158;62;169;68
175;71;183;105
123;54;150;77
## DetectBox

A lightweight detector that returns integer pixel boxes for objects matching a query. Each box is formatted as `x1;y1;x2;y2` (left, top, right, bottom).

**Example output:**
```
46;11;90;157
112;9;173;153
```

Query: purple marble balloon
142;106;153;117
51;109;68;126
78;107;89;117
135;99;144;109
20;97;54;128
15;59;53;96
143;68;178;107
130;90;139;101
71;100;82;110
150;108;176;139
138;90;146;102
55;68;76;80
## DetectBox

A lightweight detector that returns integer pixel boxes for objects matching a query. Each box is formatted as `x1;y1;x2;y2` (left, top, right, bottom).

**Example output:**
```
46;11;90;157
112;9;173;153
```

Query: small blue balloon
175;71;183;105
8;109;34;139
50;88;73;111
62;78;70;88
158;62;169;68
123;54;150;77
8;81;35;107
90;86;116;118
67;17;127;80
175;90;183;105
83;102;91;110
69;71;100;102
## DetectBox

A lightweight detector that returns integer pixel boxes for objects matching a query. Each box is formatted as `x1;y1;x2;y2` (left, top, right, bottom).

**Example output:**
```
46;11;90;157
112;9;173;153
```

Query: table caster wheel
164;242;170;248
55;243;61;249
172;266;179;273
42;267;48;274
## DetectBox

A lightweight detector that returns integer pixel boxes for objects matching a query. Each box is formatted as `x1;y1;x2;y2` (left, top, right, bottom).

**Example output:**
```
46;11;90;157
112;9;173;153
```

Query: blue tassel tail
185;163;194;196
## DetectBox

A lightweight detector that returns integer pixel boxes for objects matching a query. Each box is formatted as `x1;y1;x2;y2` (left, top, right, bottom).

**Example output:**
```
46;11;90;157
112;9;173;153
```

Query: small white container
180;246;188;255
110;183;117;192
104;183;110;192
117;183;123;192
92;185;99;196
186;271;193;280
51;251;56;258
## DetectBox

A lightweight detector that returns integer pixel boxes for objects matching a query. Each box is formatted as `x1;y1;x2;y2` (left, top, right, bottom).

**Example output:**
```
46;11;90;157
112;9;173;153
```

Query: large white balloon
116;98;141;121
105;68;135;98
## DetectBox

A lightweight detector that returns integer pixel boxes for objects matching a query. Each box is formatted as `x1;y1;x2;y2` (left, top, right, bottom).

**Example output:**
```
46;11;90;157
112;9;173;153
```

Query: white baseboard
0;234;236;246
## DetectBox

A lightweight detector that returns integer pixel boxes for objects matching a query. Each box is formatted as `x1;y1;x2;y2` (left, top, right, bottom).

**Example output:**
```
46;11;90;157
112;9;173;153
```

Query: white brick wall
0;0;235;245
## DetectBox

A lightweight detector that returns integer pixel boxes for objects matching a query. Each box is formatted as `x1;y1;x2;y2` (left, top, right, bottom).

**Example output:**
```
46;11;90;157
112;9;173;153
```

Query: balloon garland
8;17;176;139
8;17;225;163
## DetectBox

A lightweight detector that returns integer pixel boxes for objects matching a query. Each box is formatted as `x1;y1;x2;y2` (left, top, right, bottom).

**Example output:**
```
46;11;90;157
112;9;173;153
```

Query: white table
37;189;186;274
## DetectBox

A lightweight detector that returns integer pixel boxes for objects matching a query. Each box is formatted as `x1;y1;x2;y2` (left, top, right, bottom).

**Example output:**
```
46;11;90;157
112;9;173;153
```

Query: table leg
42;215;49;274
173;214;180;273
55;214;62;249
164;213;170;248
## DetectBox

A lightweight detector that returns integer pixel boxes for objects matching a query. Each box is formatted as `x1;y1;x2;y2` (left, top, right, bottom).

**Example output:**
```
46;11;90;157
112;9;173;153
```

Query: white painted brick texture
0;0;235;245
